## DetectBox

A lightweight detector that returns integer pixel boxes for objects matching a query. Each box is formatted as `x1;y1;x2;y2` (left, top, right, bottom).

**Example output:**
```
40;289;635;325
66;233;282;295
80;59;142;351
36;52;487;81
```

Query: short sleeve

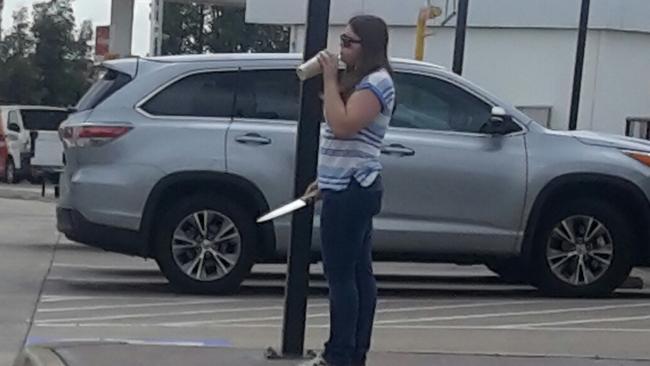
355;70;395;114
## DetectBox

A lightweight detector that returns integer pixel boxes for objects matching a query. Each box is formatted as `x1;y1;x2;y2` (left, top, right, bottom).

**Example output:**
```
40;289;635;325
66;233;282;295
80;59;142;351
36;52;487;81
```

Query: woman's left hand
318;51;339;82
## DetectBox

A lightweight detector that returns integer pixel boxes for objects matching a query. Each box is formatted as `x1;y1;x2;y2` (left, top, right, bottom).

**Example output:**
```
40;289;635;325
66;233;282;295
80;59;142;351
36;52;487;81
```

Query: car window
392;73;492;134
7;111;20;129
21;110;70;131
142;71;237;118
77;68;132;111
235;70;300;121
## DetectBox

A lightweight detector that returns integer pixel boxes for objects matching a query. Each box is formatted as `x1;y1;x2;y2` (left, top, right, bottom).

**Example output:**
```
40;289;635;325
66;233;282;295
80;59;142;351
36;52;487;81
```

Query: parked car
0;105;69;183
0;121;8;181
24;108;71;183
57;54;650;297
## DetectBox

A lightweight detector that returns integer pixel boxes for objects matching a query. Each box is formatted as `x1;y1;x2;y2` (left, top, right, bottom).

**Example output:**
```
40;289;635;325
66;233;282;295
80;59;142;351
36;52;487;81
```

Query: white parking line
40;295;214;303
46;276;167;284
52;263;155;270
525;326;650;333
500;314;650;329
38;299;240;313
165;300;542;327
33;322;650;335
30;337;228;347
35;302;330;324
373;302;650;325
41;296;101;303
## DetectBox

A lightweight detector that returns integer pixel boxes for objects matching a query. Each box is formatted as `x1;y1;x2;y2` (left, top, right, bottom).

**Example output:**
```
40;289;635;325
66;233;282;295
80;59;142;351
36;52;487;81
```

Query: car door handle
235;133;272;145
381;144;415;157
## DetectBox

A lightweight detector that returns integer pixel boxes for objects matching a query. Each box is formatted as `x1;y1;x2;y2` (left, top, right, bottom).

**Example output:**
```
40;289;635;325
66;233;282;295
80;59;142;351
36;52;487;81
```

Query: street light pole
452;0;469;75
568;0;591;131
280;0;331;358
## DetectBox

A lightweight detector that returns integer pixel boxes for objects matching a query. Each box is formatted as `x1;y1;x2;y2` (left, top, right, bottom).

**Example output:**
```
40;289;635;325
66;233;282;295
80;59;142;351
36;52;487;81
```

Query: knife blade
256;190;320;223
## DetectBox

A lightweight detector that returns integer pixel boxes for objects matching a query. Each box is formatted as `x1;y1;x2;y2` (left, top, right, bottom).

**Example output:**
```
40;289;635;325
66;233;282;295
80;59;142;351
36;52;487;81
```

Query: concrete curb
0;187;55;203
13;346;67;366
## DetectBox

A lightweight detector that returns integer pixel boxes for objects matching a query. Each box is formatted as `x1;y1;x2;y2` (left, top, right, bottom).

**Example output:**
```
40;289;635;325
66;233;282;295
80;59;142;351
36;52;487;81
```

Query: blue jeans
320;177;383;366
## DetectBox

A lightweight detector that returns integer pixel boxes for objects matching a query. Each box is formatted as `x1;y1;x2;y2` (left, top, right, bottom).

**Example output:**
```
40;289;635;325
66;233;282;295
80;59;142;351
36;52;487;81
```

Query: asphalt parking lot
3;194;650;364
31;236;650;361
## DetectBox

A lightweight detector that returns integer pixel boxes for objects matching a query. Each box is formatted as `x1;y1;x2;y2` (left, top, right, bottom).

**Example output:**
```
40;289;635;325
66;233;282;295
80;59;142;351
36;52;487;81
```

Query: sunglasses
340;34;362;48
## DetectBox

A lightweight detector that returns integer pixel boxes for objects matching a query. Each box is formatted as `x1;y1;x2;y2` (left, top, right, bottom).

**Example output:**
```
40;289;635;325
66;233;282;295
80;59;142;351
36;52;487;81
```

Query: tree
0;1;94;106
162;2;206;55
205;6;290;53
31;0;77;105
0;7;41;104
162;3;290;55
30;0;93;106
67;20;95;103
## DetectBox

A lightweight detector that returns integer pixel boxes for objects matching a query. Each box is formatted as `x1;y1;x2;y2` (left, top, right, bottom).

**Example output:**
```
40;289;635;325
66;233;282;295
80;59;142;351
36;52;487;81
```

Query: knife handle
301;190;321;203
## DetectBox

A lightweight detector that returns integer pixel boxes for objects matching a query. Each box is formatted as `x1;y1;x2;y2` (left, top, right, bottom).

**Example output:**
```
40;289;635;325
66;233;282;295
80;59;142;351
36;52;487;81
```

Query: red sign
95;26;110;60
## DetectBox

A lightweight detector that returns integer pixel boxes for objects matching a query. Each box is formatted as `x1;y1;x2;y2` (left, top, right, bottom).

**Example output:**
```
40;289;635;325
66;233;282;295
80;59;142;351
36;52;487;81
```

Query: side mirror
8;123;21;133
481;107;516;135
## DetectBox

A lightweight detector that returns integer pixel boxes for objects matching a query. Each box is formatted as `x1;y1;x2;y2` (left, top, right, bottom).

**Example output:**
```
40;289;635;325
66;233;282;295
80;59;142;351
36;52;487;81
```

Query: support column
281;0;331;358
0;0;4;41
149;0;165;56
109;0;135;57
568;0;591;131
452;0;469;75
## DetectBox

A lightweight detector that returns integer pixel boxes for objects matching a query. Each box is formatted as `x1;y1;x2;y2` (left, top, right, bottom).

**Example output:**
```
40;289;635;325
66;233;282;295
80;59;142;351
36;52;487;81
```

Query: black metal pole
568;0;591;131
452;0;469;75
281;0;331;357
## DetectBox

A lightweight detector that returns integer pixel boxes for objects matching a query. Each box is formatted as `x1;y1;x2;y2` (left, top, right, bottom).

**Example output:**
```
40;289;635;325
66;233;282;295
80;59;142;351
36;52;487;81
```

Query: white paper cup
296;55;323;81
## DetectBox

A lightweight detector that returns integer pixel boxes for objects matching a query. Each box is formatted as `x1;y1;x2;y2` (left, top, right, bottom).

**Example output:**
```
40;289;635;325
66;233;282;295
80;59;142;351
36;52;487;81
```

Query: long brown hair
340;15;393;99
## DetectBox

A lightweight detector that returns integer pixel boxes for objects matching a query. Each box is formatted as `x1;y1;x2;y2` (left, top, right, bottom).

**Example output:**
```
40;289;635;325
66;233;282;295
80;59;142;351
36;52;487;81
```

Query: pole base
264;347;318;360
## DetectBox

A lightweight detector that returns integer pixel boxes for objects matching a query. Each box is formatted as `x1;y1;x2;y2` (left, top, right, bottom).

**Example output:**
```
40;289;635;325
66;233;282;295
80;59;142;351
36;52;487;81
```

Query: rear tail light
60;123;133;148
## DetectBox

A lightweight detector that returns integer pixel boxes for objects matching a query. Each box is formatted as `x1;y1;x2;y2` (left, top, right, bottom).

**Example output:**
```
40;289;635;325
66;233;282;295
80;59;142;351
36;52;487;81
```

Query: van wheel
4;159;17;184
532;199;633;297
155;193;256;294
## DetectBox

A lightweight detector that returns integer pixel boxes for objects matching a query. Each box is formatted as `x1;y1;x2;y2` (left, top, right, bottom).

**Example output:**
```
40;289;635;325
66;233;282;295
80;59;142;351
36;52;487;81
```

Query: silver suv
57;54;650;297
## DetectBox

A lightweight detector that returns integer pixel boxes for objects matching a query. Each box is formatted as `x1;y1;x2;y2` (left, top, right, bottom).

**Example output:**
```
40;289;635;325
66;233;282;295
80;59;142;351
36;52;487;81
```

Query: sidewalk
14;343;650;366
0;183;56;202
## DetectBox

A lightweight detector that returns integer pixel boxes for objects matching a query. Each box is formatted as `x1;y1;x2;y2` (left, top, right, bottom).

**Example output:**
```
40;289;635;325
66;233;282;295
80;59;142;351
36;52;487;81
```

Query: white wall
462;28;577;131
247;0;650;32
292;25;650;134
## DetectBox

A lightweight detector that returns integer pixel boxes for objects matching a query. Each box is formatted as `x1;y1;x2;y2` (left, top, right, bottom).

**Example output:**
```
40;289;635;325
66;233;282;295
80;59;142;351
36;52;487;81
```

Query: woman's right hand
304;181;321;201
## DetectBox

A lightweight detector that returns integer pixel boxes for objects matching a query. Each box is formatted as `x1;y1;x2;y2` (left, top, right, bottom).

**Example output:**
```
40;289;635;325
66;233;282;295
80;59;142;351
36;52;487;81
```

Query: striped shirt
318;69;395;191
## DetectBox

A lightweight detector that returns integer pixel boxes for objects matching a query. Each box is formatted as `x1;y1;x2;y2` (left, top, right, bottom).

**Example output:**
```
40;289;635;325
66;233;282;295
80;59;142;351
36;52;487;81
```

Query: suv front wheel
155;193;257;294
533;199;634;297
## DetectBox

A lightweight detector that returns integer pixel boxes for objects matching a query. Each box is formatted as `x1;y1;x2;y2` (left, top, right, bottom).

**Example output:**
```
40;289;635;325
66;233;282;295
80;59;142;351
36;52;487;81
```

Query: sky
2;0;151;55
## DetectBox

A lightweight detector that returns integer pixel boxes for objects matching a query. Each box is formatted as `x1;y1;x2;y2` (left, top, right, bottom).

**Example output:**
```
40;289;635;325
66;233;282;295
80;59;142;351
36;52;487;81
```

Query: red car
0;114;8;181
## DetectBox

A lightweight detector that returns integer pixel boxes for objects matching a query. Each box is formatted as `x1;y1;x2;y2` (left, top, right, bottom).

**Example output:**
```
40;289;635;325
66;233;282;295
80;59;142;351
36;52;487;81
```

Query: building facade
246;0;650;134
108;0;650;134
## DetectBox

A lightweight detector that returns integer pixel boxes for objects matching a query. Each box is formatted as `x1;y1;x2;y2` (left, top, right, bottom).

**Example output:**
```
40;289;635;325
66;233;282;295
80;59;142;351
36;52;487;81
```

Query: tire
154;193;257;294
486;259;530;284
4;159;17;184
532;198;634;297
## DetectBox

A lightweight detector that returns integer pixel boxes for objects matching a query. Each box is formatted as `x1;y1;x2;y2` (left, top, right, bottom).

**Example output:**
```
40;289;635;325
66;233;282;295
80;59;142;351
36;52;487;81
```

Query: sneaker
298;354;330;366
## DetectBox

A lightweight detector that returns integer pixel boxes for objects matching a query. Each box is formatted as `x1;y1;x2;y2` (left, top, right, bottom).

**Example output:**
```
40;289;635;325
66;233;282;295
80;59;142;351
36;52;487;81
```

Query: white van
0;106;69;183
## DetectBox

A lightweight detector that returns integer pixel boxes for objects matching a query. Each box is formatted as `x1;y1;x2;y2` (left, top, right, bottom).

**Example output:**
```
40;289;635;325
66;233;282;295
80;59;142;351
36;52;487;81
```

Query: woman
301;15;395;366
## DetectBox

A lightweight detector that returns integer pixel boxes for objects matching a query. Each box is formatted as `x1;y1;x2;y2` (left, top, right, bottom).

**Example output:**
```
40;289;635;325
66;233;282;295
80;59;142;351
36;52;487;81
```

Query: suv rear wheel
155;193;257;294
532;199;633;297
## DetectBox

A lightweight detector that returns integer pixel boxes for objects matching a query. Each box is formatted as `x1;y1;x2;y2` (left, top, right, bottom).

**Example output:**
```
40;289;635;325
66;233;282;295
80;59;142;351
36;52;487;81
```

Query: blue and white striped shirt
318;69;395;191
